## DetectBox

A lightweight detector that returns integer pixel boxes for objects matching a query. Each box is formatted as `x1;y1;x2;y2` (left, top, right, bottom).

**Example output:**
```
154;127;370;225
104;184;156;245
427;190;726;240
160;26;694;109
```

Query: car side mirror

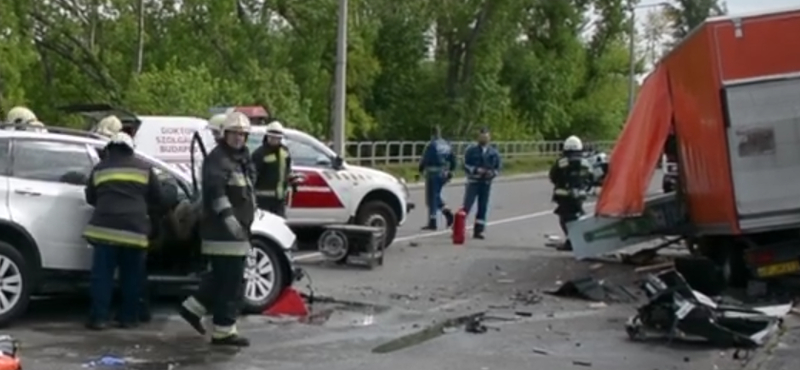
316;156;332;166
60;171;89;186
332;156;344;169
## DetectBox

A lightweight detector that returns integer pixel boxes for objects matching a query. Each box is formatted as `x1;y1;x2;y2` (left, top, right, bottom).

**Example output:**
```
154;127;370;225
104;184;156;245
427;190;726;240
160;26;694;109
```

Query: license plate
756;260;800;278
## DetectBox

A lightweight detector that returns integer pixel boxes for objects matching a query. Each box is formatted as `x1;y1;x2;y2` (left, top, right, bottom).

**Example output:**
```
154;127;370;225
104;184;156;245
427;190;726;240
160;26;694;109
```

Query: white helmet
208;114;227;133
564;135;583;151
108;132;135;150
221;112;251;133
95;115;123;138
265;121;284;138
6;106;37;125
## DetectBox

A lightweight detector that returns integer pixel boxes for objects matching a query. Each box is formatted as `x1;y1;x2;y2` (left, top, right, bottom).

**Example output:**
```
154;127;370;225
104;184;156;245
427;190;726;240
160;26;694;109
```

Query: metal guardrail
343;140;616;166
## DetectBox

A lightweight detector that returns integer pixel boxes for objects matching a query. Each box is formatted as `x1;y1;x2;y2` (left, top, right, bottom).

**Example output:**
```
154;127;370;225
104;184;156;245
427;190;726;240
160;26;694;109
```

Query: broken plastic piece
263;287;309;317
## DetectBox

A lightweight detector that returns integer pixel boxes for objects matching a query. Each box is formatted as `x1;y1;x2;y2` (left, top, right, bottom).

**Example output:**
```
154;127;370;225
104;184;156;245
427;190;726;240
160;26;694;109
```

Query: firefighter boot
211;334;251;347
443;208;454;228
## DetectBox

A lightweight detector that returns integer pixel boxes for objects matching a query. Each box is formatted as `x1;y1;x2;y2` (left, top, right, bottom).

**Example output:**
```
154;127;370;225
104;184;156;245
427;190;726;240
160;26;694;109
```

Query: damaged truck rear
569;7;800;285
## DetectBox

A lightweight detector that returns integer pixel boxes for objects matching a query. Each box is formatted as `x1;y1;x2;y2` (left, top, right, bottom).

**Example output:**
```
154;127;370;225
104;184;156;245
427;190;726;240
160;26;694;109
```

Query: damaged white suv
0;126;300;326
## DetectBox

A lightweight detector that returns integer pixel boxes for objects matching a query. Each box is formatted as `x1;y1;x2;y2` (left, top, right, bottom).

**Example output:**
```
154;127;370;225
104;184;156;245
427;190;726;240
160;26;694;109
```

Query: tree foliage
0;0;645;141
665;0;727;40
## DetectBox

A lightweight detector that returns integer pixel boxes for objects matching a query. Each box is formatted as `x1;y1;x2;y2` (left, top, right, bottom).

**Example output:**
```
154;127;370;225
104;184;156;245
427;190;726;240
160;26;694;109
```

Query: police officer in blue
419;126;456;230
549;135;593;251
462;127;501;239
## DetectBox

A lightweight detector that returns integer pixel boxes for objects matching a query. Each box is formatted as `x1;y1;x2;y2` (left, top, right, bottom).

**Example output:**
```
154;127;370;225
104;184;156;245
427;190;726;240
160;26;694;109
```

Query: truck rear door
714;11;800;231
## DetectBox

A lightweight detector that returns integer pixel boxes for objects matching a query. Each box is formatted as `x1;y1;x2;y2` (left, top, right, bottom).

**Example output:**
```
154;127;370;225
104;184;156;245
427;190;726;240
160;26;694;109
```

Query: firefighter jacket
84;151;163;248
463;144;501;183
549;152;592;202
418;138;456;175
252;144;292;201
200;144;257;256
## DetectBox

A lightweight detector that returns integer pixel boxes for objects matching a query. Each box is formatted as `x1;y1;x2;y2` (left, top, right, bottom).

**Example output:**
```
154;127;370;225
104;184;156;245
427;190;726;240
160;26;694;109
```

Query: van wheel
356;201;398;248
241;239;287;313
0;242;31;327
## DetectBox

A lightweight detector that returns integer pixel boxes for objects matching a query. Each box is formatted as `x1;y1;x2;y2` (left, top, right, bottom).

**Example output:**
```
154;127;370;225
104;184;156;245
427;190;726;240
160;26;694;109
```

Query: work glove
224;216;247;239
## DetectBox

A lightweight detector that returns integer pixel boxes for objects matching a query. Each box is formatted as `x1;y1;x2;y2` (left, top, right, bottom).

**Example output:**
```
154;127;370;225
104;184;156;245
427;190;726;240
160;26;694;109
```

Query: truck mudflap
567;193;688;260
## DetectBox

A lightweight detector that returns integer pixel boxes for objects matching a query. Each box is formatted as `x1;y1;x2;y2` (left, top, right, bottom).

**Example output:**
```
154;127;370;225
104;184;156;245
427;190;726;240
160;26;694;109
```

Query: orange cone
263;287;309;316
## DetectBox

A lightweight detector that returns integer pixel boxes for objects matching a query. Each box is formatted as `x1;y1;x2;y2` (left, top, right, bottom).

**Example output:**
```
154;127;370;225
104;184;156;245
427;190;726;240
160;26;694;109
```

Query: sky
725;0;800;13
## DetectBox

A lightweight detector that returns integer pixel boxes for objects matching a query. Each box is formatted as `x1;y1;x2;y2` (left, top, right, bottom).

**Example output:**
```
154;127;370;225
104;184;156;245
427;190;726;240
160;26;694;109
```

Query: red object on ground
263;288;309;317
452;208;466;245
0;355;20;370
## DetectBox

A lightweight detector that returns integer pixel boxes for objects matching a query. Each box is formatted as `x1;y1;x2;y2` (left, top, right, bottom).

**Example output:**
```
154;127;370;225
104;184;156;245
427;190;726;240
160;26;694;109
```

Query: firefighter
5;107;37;128
252;120;292;217
83;132;163;330
549;135;592;251
93;115;123;138
418;126;455;230
462;127;501;239
208;113;227;140
178;112;255;347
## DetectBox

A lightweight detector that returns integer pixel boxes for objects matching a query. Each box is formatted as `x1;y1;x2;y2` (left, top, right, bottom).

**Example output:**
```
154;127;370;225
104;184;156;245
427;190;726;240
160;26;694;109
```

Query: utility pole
627;2;670;114
332;0;348;157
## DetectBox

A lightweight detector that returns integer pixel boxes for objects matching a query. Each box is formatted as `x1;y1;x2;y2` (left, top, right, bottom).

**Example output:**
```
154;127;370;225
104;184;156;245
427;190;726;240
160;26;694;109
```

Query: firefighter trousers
89;243;145;324
424;173;447;228
186;256;246;328
257;196;287;218
463;181;492;234
555;198;584;248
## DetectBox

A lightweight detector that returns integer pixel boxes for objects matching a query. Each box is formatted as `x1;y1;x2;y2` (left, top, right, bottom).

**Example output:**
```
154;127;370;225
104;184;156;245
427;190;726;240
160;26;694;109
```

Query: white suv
0;127;299;326
247;127;414;246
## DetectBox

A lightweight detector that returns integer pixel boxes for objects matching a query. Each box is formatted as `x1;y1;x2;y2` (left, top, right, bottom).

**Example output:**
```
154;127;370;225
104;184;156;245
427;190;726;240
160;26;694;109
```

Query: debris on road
547;277;636;303
626;269;793;348
82;355;126;367
0;336;20;370
572;360;592;367
372;312;487;353
511;290;543;305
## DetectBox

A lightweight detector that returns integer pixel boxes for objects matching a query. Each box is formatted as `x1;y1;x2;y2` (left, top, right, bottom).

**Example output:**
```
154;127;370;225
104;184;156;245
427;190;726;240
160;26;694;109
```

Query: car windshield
247;132;335;167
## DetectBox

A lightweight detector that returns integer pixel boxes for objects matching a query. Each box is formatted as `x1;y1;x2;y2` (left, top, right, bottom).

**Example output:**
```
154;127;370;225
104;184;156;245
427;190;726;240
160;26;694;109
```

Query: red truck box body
598;7;800;235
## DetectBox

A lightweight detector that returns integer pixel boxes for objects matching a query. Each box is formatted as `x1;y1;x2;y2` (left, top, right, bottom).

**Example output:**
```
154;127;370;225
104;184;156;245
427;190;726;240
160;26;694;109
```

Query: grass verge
371;156;556;181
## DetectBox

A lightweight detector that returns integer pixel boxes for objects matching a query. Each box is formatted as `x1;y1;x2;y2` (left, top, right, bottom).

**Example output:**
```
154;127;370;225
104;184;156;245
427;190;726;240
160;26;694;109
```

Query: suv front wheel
0;241;33;327
241;239;287;313
356;201;398;248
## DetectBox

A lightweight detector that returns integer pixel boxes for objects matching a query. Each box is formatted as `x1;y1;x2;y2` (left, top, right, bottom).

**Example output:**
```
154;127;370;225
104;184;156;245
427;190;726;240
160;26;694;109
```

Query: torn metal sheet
547;277;637;303
626;269;791;348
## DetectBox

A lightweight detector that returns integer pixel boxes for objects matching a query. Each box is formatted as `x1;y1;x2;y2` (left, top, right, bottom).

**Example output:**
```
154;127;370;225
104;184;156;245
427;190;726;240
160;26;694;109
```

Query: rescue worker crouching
418;126;455;230
252;120;293;218
549;135;592;251
462;127;501;239
178;112;256;347
83;132;163;330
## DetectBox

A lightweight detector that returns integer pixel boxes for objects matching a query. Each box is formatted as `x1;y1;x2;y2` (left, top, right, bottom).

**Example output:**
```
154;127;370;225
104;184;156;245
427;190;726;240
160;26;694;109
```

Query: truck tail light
748;250;775;265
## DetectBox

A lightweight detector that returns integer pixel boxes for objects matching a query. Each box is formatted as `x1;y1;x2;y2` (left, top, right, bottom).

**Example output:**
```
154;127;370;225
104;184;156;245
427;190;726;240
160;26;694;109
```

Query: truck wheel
0;241;32;327
356;201;398;248
241;239;287;313
720;247;749;288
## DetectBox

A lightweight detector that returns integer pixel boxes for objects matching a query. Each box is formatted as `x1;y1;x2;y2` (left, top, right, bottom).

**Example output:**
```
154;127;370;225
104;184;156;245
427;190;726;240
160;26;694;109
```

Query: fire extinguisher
452;208;467;245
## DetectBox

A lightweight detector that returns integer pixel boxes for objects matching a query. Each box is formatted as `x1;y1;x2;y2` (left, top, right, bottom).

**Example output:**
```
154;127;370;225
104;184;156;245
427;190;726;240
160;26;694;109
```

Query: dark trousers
257;197;287;218
189;256;246;328
555;198;585;246
463;181;492;234
424;173;447;227
89;243;145;324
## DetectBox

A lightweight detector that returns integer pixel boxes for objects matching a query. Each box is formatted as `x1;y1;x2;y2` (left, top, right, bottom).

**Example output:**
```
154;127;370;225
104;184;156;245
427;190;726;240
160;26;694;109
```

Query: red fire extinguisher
452;208;467;245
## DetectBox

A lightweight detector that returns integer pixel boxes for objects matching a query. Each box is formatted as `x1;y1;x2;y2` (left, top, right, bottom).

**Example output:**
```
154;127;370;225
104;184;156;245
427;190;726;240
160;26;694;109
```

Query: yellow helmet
94;115;123;138
6;107;37;125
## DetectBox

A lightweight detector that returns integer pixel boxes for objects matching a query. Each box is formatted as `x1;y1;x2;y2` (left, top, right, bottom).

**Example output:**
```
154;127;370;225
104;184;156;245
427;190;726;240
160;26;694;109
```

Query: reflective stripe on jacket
549;154;592;201
83;152;163;248
252;144;291;200
463;144;501;183
200;145;256;256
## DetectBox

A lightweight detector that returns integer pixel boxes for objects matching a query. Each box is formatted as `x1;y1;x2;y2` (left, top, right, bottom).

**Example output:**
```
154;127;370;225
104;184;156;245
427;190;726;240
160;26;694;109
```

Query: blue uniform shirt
419;138;456;174
463;144;501;182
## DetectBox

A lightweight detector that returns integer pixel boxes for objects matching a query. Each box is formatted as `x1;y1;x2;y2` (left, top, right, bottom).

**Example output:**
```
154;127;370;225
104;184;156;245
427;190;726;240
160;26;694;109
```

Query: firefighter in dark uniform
462;127;501;239
178;112;255;347
252;121;292;217
549;135;592;251
84;132;163;330
419;126;456;230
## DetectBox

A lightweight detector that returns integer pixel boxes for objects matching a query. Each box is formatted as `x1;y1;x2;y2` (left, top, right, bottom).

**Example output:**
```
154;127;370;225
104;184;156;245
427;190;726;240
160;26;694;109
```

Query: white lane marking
292;201;598;262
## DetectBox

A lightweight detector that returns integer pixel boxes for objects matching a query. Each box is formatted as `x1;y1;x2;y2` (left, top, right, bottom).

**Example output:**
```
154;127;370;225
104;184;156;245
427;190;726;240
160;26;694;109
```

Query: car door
6;139;96;271
284;138;352;224
0;139;10;221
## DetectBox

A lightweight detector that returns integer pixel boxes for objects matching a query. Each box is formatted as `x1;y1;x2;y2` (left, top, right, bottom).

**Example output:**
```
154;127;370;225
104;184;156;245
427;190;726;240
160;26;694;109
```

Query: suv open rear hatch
58;103;142;136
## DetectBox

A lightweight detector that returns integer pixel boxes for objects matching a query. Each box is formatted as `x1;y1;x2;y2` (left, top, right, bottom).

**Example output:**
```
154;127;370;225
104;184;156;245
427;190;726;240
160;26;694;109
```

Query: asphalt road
5;172;791;370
